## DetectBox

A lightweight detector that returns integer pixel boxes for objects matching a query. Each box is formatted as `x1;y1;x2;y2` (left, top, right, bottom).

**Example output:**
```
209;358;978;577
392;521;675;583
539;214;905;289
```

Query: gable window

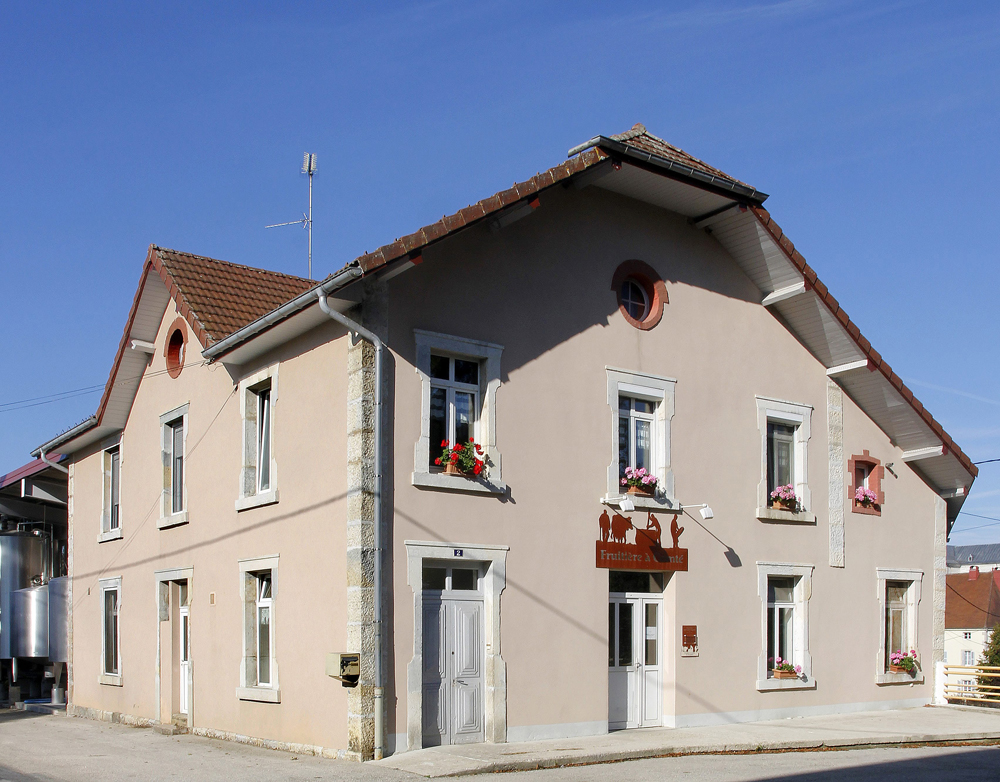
412;330;504;495
238;555;280;702
848;450;884;516
756;397;813;522
620;280;649;322
159;404;189;528
429;354;479;466
100;444;122;541
605;369;676;511
756;563;814;691
875;568;923;684
237;366;280;512
99;577;122;686
611;260;668;331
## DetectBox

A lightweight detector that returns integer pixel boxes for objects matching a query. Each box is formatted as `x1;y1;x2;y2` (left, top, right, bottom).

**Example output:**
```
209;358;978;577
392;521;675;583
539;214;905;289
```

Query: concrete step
153;723;188;736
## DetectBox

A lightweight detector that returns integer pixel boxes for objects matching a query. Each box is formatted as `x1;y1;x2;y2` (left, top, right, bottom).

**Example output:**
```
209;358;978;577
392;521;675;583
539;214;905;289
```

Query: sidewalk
376;706;1000;777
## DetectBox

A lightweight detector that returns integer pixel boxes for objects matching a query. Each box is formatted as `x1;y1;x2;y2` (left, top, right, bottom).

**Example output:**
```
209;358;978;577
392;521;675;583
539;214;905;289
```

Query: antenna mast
266;152;317;279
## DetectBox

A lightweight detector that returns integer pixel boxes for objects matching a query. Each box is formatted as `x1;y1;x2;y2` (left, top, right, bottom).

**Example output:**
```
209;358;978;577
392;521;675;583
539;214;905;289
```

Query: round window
166;326;186;378
620;279;649;321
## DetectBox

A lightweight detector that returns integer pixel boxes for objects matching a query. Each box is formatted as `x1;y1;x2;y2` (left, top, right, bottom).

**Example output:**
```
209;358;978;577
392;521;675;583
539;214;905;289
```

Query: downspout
316;291;385;761
39;450;69;475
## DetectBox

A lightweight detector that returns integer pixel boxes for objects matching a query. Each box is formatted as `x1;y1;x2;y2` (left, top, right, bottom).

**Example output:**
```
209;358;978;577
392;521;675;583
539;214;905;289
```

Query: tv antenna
267;152;317;279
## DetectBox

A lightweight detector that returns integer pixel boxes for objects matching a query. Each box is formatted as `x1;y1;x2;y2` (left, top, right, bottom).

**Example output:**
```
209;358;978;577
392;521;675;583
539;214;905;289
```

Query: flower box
627;484;655;497
443;462;464;476
771;500;798;512
435;439;487;479
888;664;913;675
770;484;798;513
621;467;658;495
772;669;799;679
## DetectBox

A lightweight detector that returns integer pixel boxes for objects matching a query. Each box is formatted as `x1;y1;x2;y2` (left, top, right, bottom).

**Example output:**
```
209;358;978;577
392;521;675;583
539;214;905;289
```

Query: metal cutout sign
596;510;688;571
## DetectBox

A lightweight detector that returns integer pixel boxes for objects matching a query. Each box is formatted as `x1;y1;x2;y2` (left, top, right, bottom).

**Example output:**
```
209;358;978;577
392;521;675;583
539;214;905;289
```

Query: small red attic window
165;318;188;379
848;450;884;516
611;260;668;331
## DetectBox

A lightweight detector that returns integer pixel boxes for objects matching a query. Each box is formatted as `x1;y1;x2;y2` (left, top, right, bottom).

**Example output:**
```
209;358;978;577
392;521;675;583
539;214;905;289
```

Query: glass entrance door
608;590;662;729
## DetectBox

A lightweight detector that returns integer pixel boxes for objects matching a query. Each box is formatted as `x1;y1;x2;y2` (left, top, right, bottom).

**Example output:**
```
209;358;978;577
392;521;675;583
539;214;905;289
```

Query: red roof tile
946;571;1000;630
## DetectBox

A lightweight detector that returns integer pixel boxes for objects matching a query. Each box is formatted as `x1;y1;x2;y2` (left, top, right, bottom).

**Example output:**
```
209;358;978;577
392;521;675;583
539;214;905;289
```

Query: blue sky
1;1;998;541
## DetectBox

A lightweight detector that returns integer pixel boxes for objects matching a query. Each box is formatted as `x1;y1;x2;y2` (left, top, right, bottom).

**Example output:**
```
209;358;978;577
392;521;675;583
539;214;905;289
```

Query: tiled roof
949;544;1000;567
608;123;752;189
946;571;1000;630
152;246;315;347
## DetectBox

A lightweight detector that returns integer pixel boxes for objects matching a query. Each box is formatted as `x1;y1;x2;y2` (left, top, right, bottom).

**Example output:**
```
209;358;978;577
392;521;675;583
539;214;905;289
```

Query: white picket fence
935;661;1000;706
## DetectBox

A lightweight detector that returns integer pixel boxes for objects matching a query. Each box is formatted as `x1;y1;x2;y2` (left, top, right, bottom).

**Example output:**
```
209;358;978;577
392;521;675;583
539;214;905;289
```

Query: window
429;354;479;468
611;260;668;331
237;366;279;512
964;631;973;640
962;650;975;666
413;330;504;494
606;369;676;510
620;280;649;321
848;450;884;515
101;444;122;540
164;317;188;379
421;563;482;592
755;397;812;520
756;563;814;690
159;404;188;528
238;555;279;702
99;577;122;685
619;397;655;479
876;569;922;684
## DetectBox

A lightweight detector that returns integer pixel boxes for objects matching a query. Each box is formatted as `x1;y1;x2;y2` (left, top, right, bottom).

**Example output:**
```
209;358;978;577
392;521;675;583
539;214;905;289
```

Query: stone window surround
238;554;280;703
876;568;924;685
611;259;669;331
849;450;884;516
404;540;508;751
411;330;505;495
604;367;677;512
99;435;124;543
154;567;194;723
158;403;189;529
99;576;123;687
756;562;816;691
235;364;280;512
755;396;815;524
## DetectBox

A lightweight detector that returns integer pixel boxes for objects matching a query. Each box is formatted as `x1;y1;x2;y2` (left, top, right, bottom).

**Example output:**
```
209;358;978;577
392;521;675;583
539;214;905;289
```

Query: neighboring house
947;543;1000;574
944;569;1000;669
32;124;977;761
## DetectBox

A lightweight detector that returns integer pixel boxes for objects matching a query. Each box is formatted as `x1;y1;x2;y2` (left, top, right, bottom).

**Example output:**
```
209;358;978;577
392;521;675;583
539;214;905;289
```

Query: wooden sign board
596;510;688;572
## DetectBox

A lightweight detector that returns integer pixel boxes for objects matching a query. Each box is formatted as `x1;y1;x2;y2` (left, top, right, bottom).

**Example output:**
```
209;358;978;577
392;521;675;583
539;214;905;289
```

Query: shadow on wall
388;186;764;384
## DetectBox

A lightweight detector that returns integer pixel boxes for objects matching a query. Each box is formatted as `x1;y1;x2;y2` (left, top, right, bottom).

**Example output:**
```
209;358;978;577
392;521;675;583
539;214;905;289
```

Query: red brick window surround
165;317;188;379
612;260;668;331
848;450;884;516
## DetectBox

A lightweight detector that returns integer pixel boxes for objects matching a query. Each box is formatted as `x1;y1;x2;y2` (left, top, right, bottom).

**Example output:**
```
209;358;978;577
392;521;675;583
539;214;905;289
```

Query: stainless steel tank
0;533;49;659
47;576;69;663
12;586;48;658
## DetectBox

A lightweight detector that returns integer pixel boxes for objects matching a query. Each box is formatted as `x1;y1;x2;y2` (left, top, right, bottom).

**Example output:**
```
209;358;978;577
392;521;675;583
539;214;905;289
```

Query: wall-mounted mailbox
326;652;360;688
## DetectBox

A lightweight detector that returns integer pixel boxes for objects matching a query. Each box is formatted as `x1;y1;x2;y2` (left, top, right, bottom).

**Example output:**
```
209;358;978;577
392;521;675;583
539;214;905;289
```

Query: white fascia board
826;359;871;377
761;281;808;307
901;445;946;462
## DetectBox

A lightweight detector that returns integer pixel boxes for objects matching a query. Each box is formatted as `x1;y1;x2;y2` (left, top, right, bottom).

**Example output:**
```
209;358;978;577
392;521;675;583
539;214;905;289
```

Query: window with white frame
101;444;121;537
159;404;188;526
606;369;676;509
962;649;975;666
756;562;813;690
99;577;122;684
237;367;279;511
413;330;504;493
964;631;972;640
429;354;479;464
755;397;812;517
238;555;279;702
875;568;922;683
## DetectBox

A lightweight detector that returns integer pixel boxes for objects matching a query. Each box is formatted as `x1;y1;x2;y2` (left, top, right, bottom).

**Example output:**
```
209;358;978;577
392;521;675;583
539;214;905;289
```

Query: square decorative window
755;397;813;523
100;443;123;541
875;568;923;684
99;577;122;686
964;631;973;640
158;404;189;528
236;365;279;512
238;555;280;702
412;330;504;495
756;562;814;690
848;450;884;516
605;368;676;511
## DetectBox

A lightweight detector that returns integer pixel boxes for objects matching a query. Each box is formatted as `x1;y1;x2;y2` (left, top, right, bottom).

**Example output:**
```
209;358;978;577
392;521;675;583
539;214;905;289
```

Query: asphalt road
1;709;998;781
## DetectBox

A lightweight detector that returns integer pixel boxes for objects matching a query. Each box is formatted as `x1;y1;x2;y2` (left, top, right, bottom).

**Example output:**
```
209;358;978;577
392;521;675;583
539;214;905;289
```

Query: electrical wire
974;458;1000;465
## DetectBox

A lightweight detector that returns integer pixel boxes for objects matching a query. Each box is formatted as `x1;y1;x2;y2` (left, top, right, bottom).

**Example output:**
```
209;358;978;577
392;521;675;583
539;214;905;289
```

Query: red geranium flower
469;437;474;444
434;458;441;465
451;454;459;463
440;440;448;447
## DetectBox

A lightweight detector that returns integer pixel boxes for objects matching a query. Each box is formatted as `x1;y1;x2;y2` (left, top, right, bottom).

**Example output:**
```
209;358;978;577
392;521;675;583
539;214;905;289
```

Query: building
947;543;1000;573
944;568;1000;669
33;124;977;760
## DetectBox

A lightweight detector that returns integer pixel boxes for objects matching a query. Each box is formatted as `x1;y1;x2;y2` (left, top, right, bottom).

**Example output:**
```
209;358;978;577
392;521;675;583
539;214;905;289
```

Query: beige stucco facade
63;173;955;758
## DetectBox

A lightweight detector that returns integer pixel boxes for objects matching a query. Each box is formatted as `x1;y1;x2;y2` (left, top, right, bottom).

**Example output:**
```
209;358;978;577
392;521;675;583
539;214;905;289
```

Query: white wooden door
422;598;485;745
608;595;661;729
179;605;190;716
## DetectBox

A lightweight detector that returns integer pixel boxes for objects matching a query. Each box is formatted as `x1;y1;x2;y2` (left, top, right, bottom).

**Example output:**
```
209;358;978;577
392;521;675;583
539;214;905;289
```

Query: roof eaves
31;416;99;458
750;206;978;483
